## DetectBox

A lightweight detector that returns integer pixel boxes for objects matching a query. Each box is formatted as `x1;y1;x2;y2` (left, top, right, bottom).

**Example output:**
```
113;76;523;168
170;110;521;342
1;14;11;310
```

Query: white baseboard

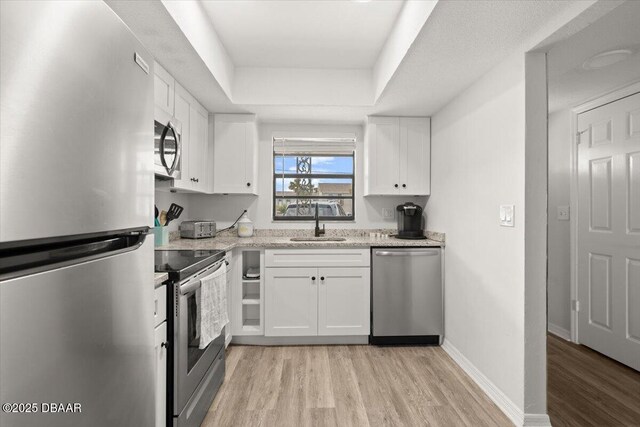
547;323;571;341
442;339;551;427
524;413;552;426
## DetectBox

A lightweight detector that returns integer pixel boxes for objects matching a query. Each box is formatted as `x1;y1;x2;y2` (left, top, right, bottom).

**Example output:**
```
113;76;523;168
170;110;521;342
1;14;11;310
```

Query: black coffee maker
395;202;426;239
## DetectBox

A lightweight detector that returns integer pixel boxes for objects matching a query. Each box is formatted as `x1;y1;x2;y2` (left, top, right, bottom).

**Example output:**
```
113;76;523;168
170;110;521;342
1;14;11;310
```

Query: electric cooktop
155;249;225;281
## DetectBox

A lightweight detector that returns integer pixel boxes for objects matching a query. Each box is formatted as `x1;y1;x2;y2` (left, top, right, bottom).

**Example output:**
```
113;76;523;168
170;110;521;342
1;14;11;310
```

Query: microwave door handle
159;123;171;174
167;122;181;176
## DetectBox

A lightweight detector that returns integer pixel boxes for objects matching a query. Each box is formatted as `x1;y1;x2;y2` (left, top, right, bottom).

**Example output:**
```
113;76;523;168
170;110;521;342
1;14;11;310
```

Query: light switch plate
500;205;515;227
382;208;394;219
557;205;570;221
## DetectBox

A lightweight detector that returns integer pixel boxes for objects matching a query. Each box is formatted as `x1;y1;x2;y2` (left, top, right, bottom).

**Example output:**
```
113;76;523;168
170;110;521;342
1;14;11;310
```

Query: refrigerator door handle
0;231;148;280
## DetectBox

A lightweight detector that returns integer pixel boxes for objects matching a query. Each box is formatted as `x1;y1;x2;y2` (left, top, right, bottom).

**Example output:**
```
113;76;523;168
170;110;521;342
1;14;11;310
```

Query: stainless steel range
155;250;226;427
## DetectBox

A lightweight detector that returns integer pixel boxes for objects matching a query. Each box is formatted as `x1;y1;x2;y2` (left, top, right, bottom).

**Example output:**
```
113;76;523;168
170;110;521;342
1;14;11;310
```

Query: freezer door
0;236;155;427
0;1;154;243
372;248;443;337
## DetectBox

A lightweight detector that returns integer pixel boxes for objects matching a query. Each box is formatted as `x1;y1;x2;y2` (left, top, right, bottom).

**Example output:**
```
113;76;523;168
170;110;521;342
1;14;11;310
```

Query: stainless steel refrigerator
1;2;155;426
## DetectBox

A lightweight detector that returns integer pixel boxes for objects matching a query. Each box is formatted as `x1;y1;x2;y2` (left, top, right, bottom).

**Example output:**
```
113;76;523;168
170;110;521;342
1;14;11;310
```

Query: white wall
154;188;194;233
189;122;426;230
428;53;529;413
547;109;572;334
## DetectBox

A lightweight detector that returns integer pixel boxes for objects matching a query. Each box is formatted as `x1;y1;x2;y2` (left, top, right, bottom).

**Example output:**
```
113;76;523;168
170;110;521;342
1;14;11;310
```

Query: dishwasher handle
374;249;440;257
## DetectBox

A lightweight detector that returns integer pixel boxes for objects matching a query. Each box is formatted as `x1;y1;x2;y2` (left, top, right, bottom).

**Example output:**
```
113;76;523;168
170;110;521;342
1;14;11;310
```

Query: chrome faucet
314;203;325;237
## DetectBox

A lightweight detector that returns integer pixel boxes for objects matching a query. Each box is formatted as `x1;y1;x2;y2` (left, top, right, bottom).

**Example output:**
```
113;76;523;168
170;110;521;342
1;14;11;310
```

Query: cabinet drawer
265;249;370;268
153;285;167;327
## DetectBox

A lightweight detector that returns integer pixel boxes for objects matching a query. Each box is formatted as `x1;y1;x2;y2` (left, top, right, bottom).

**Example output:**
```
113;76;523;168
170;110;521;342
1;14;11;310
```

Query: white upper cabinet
213;114;258;195
188;102;209;192
172;83;191;190
153;61;174;117
160;78;210;193
364;116;430;196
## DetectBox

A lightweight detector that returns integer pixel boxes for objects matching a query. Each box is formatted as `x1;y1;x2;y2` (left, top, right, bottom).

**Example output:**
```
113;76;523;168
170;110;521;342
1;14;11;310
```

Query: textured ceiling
547;0;640;113
107;0;612;123
199;0;404;69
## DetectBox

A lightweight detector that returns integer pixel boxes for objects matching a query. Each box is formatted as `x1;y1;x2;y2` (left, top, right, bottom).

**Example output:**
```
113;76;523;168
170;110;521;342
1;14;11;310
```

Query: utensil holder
154;227;169;247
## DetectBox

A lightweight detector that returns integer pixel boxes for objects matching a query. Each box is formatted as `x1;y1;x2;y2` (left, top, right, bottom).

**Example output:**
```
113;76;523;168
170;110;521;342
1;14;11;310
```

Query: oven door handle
179;261;225;295
180;279;201;295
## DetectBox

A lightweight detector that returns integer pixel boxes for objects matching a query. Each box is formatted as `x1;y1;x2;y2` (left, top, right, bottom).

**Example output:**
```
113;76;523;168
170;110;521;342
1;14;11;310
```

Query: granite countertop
154;272;168;287
159;229;444;251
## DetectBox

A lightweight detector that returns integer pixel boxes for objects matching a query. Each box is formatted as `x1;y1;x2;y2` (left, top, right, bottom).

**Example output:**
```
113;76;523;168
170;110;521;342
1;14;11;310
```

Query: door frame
569;80;640;343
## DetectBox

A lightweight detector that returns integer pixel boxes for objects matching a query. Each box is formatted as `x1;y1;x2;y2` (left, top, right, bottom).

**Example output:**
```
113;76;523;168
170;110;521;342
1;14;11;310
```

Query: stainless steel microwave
154;111;182;179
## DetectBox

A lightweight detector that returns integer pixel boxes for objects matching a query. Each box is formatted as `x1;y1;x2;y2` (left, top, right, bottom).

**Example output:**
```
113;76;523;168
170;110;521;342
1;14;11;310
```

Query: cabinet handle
161;341;169;348
311;276;316;281
320;276;325;281
195;178;199;183
402;184;406;188
394;184;399;188
246;182;251;187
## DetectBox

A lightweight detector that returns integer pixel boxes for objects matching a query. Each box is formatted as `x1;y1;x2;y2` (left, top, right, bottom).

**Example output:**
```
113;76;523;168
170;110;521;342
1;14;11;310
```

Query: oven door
174;263;225;414
154;117;182;179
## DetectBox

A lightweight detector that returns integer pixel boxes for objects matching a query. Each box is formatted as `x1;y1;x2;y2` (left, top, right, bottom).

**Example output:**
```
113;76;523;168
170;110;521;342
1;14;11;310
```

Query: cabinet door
213;115;257;194
399;117;430;195
153;62;174;116
265;267;318;336
172;84;191;190
154;322;167;427
318;267;370;336
189;102;208;192
365;116;400;195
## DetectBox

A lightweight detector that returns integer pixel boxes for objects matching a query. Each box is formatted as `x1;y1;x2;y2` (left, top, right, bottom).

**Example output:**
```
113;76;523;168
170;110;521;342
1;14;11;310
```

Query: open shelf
242;293;260;305
236;249;263;336
242;319;261;332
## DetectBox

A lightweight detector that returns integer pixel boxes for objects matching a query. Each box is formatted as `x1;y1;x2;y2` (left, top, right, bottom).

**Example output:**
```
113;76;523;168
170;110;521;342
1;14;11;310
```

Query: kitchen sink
289;237;347;242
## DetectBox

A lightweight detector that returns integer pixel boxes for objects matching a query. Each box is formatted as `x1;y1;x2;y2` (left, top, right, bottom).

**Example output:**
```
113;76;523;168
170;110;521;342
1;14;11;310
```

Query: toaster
179;220;216;239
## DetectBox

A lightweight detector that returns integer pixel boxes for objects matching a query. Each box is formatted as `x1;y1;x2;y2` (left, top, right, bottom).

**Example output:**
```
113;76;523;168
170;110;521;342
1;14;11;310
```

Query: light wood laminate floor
203;345;512;427
548;334;640;427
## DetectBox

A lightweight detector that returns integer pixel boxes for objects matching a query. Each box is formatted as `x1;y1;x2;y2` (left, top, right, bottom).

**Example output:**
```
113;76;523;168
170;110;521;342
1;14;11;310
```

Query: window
273;137;355;221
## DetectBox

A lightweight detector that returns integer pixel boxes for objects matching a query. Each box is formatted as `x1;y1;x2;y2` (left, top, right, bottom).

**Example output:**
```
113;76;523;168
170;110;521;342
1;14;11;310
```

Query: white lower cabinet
265;250;370;337
154;321;167;427
318;267;370;336
265;267;318;336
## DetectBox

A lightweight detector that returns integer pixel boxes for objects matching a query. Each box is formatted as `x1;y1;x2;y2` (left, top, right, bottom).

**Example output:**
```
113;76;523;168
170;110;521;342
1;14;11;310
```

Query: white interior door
577;91;640;370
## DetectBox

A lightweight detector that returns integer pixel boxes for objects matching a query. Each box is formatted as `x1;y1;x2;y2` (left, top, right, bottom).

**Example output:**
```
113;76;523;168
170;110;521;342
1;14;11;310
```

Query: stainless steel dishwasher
371;247;443;345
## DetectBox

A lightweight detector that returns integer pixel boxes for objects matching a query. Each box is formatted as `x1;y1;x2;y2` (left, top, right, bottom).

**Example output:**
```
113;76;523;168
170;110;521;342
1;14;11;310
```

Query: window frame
272;153;356;222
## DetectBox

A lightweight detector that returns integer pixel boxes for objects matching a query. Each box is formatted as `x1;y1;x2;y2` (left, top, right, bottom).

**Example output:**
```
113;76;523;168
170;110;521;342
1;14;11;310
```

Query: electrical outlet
557;205;570;221
382;208;394;219
500;205;515;227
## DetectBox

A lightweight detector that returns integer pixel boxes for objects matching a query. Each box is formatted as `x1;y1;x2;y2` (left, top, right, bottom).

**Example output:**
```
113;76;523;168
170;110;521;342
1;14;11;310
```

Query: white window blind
273;137;356;155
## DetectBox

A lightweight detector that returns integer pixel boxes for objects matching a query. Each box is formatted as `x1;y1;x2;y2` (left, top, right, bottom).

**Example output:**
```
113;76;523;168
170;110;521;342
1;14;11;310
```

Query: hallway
548;334;640;426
